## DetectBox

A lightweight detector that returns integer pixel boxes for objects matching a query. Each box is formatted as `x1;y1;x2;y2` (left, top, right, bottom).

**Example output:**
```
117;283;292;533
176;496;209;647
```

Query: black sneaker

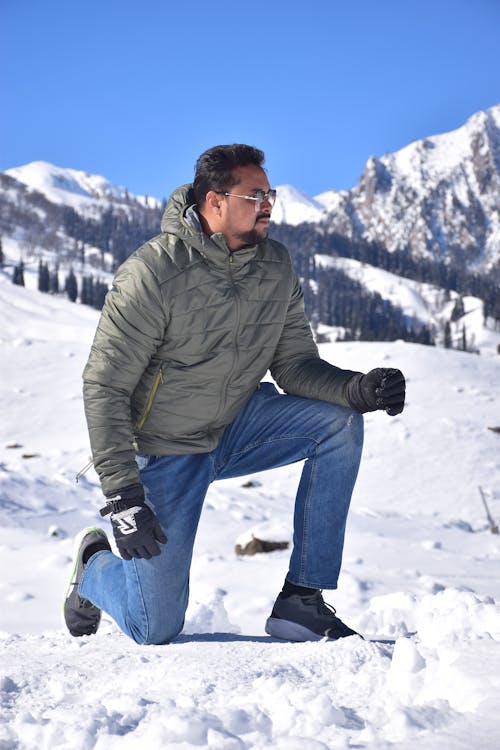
265;590;361;642
63;527;111;637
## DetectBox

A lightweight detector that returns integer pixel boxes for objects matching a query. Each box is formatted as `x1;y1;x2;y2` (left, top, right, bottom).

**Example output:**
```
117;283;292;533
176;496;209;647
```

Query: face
218;164;274;250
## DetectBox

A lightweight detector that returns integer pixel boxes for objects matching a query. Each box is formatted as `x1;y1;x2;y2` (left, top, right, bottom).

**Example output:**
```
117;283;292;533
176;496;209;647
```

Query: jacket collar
161;184;262;270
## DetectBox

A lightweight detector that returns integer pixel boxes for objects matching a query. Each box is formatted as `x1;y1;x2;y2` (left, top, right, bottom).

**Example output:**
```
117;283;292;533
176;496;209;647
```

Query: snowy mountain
1;103;499;348
5;160;160;212
4;103;499;270
1;271;500;748
0;162;163;273
3;103;500;268
289;104;500;273
272;184;327;225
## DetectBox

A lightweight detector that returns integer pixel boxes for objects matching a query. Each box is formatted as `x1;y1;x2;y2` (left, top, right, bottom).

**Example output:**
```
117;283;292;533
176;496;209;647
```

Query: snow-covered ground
1;271;499;749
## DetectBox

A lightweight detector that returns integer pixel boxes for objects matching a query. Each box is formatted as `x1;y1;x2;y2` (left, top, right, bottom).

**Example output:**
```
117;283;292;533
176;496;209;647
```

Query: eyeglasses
222;189;277;212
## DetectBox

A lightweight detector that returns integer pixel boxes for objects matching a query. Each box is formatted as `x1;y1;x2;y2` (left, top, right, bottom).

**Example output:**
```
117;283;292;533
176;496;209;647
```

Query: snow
314;189;347;214
1;271;500;749
271;185;327;226
314;254;500;354
272;104;500;274
5;160;160;211
370;104;500;195
316;255;435;325
3;162;323;227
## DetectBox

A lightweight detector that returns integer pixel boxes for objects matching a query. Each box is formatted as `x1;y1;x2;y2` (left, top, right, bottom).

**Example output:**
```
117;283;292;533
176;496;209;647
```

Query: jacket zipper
136;367;164;430
213;255;240;424
75;365;164;482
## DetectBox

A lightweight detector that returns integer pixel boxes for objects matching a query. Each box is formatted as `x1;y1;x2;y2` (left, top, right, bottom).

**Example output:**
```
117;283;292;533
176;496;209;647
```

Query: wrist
100;484;145;517
344;373;375;413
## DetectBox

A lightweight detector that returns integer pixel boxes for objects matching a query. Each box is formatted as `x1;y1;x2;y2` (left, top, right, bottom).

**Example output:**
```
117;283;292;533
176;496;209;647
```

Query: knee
322;402;363;432
319;403;364;449
346;406;364;433
344;407;364;446
126;615;185;646
144;623;183;646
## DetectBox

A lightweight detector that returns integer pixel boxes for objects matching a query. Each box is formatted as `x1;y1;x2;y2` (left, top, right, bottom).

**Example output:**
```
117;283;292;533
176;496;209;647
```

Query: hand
102;484;167;560
345;368;406;416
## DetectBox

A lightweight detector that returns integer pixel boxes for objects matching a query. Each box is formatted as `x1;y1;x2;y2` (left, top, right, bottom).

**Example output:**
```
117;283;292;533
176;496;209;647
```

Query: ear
205;190;223;215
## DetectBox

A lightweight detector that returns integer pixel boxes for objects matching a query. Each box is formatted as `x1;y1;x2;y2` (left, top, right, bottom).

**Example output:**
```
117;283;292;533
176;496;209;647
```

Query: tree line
38;261;109;309
4;198;498;350
271;222;500;339
7;256;109;312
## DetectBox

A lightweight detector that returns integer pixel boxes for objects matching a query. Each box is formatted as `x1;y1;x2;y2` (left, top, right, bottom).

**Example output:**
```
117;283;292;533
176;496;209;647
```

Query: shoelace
317;593;338;618
300;590;338;617
306;591;354;630
301;590;359;639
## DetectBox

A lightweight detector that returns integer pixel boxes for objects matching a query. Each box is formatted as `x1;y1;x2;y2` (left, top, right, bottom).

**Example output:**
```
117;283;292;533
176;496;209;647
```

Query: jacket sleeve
82;256;168;496
270;272;361;405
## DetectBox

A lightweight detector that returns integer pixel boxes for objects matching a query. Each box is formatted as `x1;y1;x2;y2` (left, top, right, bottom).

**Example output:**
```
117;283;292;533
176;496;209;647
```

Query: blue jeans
80;383;364;644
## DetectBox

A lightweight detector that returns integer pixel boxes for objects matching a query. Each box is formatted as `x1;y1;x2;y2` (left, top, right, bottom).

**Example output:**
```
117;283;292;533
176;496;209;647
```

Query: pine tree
65;269;78;302
81;275;93;306
13;261;25;286
444;321;452;349
49;265;60;294
38;260;50;292
0;237;4;268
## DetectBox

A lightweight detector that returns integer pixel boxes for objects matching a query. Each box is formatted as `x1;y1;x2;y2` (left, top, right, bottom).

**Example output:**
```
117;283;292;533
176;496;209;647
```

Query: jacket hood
160;183;263;268
161;183;197;235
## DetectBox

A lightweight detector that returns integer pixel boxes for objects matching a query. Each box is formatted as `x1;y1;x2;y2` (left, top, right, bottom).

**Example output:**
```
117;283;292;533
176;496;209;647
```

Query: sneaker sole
265;616;327;642
64;527;107;601
63;527;108;636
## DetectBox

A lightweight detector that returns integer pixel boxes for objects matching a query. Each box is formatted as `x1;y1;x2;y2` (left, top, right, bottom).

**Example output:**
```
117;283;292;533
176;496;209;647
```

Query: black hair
193;144;265;206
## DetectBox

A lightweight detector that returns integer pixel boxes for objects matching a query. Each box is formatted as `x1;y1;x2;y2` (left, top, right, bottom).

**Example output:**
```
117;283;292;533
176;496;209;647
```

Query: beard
233;214;270;248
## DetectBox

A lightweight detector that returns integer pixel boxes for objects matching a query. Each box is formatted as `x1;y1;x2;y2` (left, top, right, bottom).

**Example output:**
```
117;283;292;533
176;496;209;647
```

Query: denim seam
229;434;321;456
214;435;320;478
298;445;318;583
208;452;217;483
129;558;149;644
216;435;319;477
286;576;339;589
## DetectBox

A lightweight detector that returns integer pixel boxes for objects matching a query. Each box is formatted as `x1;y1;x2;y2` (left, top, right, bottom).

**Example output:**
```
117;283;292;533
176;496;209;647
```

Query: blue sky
2;0;499;201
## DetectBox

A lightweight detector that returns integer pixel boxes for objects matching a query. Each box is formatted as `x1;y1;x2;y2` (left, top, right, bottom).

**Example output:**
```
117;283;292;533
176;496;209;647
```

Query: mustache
256;212;271;221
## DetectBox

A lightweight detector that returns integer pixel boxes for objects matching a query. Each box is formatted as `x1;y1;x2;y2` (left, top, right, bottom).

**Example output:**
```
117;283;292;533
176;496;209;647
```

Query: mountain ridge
3;102;499;272
5;160;161;211
1;103;499;350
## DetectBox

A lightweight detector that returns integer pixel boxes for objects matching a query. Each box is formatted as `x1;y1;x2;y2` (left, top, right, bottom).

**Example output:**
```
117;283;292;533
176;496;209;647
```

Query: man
65;144;405;644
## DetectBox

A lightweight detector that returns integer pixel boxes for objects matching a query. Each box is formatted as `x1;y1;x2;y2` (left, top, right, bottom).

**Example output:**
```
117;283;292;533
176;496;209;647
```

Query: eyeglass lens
254;190;277;211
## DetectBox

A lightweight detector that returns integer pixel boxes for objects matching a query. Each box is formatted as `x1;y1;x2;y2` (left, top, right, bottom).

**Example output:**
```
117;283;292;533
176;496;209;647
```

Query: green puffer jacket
83;184;360;496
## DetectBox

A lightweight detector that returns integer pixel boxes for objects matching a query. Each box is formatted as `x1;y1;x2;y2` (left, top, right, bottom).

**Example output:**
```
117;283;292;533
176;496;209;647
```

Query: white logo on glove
113;506;142;535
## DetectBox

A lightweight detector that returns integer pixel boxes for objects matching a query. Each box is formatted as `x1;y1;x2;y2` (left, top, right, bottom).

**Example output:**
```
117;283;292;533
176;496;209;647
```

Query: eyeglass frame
220;189;277;211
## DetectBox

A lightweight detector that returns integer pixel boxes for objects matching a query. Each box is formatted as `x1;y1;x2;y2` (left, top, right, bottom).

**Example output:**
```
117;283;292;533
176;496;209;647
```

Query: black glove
100;484;167;560
345;368;406;416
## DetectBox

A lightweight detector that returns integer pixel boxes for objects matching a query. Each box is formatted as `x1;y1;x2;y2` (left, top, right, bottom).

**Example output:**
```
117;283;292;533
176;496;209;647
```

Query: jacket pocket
135;366;164;430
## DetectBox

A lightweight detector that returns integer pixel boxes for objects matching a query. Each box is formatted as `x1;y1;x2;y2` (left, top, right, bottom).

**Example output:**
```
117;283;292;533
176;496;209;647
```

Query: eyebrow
239;186;271;193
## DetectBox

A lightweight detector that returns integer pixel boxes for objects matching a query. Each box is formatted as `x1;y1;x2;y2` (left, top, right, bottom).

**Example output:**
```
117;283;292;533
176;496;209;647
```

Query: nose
259;193;274;212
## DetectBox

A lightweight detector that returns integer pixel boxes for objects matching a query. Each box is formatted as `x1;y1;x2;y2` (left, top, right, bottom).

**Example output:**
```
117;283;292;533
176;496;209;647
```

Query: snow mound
1;588;499;749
